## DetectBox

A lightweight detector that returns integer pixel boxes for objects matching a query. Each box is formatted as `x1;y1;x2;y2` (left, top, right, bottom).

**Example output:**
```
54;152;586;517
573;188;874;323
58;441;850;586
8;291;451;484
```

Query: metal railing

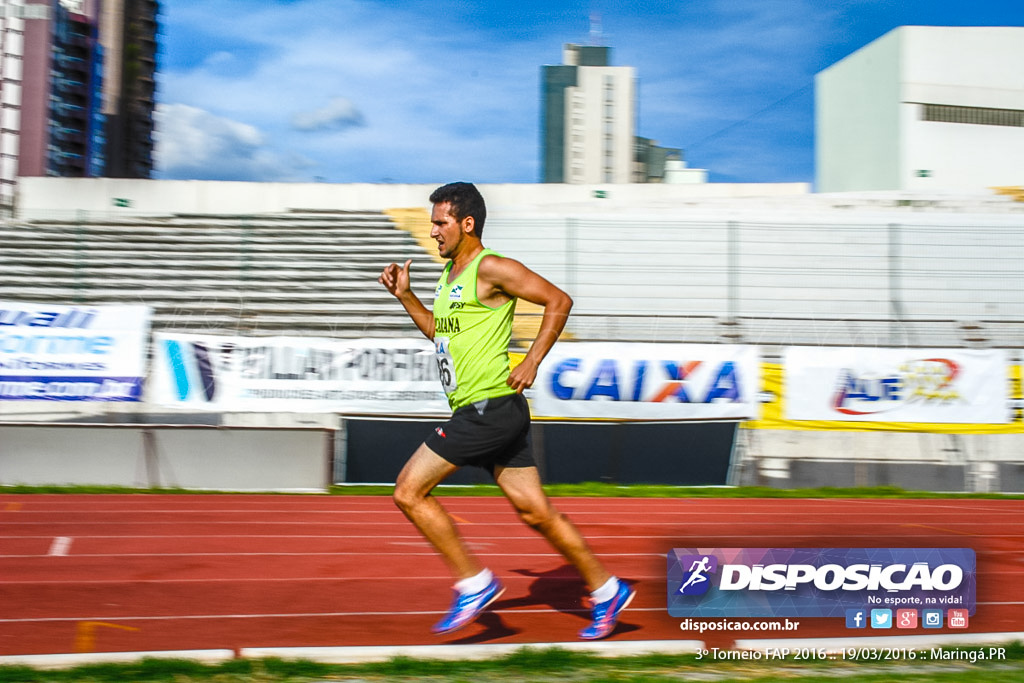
4;210;1023;349
487;215;1024;350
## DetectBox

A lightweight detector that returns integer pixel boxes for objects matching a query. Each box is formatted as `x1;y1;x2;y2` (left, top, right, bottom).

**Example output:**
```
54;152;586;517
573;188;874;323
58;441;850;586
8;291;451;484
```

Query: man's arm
378;259;434;340
478;255;572;393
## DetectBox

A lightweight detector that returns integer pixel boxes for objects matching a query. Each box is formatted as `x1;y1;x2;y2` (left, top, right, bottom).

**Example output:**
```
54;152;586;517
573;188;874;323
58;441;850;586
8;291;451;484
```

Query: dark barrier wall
536;421;737;485
342;418;738;485
342;418;495;485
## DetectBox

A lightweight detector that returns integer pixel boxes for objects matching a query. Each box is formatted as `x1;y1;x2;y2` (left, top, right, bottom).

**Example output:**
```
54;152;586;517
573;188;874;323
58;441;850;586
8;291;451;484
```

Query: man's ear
463;216;475;234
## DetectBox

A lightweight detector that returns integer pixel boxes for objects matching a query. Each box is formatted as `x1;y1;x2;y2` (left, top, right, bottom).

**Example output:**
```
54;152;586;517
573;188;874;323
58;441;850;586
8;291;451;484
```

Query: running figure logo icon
677;555;718;596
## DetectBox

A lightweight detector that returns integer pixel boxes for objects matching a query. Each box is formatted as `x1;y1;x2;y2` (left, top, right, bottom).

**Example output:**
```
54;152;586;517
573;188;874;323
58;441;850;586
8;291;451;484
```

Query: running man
378;182;634;640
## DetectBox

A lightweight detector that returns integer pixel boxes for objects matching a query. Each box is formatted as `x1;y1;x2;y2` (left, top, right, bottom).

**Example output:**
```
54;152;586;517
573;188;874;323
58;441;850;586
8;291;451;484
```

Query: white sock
455;568;494;595
591;576;620;603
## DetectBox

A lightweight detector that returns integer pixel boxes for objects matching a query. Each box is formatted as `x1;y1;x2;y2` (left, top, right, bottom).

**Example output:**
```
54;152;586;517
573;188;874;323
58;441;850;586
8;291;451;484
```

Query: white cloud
291;97;366;132
153;103;312;181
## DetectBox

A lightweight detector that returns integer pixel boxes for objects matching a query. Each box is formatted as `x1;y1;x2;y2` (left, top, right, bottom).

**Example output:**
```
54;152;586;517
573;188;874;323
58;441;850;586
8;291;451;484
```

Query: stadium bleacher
0;211;444;338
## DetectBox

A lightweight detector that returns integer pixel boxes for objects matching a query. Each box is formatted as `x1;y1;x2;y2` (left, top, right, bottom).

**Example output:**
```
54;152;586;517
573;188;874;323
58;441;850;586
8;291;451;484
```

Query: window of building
920;103;1024;128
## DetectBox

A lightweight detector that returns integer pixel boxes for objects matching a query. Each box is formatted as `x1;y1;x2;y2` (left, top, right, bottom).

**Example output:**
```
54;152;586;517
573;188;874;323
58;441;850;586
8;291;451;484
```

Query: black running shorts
425;393;535;472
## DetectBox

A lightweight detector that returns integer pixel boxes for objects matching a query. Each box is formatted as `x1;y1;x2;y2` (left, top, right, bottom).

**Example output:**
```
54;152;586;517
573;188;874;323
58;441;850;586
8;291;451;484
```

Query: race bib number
434;336;457;394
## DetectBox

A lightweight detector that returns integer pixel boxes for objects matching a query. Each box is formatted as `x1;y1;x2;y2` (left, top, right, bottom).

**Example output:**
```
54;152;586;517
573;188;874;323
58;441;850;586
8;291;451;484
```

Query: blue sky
153;0;1022;185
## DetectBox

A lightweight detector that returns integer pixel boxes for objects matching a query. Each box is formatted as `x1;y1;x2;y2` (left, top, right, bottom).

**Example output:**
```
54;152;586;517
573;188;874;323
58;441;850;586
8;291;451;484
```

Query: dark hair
429;182;487;237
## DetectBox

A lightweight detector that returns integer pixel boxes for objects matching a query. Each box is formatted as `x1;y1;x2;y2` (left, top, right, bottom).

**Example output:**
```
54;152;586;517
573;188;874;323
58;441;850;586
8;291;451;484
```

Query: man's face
430;202;472;259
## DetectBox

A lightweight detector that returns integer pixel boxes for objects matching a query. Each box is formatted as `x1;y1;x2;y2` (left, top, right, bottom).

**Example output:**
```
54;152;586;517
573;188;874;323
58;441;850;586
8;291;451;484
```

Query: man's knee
518;505;559;531
393;481;424;513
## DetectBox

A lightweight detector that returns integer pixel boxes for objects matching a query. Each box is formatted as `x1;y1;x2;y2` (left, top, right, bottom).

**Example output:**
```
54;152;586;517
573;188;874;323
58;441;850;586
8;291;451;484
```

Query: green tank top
432;248;517;410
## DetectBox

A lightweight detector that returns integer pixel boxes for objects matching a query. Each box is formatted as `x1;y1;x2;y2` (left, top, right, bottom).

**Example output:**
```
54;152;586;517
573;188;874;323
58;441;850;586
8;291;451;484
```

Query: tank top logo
435;316;461;335
449;285;464;301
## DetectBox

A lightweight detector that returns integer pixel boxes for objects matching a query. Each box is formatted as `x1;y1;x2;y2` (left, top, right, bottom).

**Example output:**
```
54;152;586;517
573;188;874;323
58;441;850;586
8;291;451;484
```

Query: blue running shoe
432;578;505;634
579;580;635;640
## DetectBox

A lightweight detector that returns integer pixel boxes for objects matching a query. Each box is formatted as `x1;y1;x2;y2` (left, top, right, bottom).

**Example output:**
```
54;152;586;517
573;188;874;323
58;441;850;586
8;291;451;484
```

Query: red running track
1;494;1022;657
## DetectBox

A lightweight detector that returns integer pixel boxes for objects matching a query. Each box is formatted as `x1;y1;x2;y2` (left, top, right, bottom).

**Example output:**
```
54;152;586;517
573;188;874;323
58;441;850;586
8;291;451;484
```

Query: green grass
2;482;1023;499
1;645;1022;682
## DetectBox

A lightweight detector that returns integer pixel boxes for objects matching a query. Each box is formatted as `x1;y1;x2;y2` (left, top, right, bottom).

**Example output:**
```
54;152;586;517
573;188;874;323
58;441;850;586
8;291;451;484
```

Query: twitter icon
870;609;893;629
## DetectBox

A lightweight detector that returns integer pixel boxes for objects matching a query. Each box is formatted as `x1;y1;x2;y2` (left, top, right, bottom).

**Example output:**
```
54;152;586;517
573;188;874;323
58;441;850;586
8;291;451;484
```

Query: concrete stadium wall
4;418;1020;493
734;428;1024;493
0;425;332;491
14;177;810;219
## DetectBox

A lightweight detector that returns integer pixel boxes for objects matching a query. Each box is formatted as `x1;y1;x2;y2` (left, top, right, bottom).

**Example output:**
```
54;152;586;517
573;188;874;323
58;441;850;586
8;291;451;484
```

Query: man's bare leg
393;443;482;580
494;464;634;639
493;464;611;591
394;443;505;634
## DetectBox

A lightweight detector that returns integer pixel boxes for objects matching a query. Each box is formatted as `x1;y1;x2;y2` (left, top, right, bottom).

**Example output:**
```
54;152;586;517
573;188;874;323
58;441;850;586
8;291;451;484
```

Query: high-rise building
0;0;156;208
0;2;47;205
634;136;683;184
541;43;636;184
540;42;699;185
16;0;106;180
101;0;156;178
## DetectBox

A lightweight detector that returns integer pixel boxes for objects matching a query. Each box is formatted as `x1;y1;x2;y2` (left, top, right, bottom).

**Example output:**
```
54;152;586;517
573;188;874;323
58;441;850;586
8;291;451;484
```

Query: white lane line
2;573;1020;586
5;539;1024;561
47;537;72;556
5;520;1024;533
2;602;1022;625
0;548;663;557
0;573;668;585
6;511;1024;519
0;606;693;623
5;535;1024;545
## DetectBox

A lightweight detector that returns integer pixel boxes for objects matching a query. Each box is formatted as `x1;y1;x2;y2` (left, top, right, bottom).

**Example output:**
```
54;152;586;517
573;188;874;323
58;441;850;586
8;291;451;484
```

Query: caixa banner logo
667;548;975;618
531;343;760;420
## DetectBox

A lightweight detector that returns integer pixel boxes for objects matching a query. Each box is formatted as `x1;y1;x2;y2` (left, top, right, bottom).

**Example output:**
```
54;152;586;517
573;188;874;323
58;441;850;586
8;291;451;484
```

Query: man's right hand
378;259;412;298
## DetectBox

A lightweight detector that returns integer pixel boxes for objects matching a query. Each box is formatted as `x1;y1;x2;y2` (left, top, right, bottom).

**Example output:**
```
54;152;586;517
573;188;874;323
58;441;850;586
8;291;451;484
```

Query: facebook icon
846;609;867;629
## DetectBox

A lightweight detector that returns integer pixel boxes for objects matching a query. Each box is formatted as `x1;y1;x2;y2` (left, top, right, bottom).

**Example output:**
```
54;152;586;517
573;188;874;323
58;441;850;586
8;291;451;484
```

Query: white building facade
815;26;1024;193
541;44;636;184
0;1;46;208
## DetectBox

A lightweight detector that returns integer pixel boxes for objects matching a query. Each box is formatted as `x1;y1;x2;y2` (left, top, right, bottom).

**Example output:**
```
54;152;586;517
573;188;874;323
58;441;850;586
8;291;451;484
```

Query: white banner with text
0;301;150;401
784;347;1009;423
150;333;449;414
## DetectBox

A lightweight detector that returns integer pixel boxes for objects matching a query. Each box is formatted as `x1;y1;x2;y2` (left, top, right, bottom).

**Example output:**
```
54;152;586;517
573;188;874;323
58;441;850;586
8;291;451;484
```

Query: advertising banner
668;547;976;619
0;302;150;401
150;333;449;414
784;347;1009;424
529;343;760;420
